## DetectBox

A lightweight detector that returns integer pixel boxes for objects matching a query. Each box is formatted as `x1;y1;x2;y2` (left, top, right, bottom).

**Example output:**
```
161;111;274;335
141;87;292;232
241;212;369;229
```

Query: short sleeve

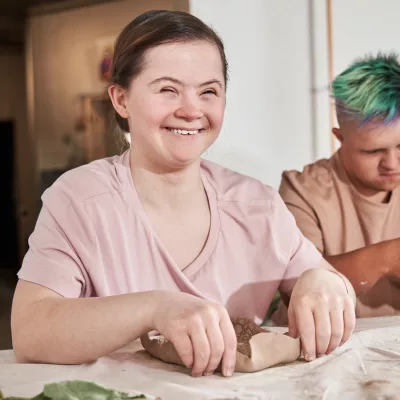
279;173;324;253
18;179;95;298
271;192;322;295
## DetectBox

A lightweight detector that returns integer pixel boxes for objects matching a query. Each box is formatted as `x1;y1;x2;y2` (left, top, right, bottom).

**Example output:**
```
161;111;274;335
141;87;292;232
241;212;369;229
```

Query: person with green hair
274;53;400;322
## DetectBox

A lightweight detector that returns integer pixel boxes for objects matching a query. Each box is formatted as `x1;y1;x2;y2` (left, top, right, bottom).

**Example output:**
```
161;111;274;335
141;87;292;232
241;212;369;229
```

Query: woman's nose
174;97;203;121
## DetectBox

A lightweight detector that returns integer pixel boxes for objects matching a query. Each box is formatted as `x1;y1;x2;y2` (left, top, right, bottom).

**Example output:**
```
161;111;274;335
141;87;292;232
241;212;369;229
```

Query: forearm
325;239;400;294
12;290;159;364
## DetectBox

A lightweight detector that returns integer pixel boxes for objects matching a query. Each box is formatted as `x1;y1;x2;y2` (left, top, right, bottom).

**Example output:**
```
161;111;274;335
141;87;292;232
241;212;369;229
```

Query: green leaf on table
1;381;147;400
44;381;145;399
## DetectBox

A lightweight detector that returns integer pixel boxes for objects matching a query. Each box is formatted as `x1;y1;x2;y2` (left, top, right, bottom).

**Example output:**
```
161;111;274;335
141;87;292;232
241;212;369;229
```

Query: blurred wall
190;0;400;188
28;0;188;171
27;0;400;189
189;0;332;189
332;0;400;74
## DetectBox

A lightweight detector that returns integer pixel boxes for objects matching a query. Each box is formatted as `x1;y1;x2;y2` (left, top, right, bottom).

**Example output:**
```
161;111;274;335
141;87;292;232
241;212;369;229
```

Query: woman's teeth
168;128;200;135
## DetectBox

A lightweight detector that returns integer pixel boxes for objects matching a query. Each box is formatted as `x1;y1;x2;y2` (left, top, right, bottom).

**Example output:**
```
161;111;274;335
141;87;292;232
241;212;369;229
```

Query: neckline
119;150;220;279
333;151;399;208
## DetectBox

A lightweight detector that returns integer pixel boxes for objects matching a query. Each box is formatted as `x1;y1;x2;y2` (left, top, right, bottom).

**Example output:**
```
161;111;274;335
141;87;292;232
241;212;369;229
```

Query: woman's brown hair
111;9;228;132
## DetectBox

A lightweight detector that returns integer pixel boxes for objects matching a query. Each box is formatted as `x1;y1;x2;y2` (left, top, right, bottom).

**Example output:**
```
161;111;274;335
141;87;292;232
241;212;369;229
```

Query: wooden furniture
76;93;122;163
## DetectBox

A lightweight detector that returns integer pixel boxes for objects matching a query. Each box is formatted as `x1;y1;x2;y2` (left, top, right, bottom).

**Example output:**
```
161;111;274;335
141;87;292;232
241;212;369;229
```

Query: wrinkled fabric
1;317;400;399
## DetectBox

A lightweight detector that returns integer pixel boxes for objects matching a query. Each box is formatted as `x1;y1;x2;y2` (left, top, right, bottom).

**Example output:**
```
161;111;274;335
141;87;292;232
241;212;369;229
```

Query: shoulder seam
270;192;286;267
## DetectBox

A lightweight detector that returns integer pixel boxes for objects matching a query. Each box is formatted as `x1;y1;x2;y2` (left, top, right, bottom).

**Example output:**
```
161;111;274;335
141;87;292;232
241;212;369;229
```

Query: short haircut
332;53;400;126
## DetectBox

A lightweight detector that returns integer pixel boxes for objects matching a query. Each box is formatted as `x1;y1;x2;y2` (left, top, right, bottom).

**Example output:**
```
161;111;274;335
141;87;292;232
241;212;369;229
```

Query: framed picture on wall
94;36;116;83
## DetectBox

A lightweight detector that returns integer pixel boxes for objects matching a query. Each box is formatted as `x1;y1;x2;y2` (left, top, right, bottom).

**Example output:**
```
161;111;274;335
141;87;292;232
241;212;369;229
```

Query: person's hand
287;269;356;361
151;291;237;377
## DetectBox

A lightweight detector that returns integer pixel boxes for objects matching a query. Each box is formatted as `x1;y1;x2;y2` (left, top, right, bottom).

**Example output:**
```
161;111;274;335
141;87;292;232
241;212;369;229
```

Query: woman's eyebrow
149;77;223;88
149;77;184;86
199;79;223;89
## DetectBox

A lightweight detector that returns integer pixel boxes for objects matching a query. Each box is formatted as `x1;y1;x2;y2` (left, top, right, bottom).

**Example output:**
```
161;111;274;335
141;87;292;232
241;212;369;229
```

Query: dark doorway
0;120;19;269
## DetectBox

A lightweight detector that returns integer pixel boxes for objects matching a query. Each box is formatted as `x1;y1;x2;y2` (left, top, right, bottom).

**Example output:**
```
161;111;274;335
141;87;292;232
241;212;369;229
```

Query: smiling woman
108;15;226;170
12;10;355;379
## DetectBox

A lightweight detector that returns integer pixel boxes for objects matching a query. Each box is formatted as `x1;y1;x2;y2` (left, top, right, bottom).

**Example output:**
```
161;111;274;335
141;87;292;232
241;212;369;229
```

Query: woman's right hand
150;291;237;377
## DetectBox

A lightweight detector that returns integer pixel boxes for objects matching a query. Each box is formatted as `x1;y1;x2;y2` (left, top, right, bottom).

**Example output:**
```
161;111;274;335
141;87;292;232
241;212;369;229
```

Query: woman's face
123;40;226;170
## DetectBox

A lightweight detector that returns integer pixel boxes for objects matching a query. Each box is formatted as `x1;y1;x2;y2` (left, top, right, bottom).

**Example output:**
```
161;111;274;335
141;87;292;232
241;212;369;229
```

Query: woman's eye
160;88;176;93
202;89;217;96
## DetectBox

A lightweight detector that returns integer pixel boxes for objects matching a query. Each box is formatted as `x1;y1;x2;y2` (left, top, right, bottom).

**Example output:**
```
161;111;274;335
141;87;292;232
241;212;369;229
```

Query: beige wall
29;0;188;170
0;51;36;261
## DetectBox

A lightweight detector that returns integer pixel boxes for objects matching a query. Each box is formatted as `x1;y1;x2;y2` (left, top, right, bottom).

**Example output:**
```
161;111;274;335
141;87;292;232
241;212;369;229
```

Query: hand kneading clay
140;317;301;373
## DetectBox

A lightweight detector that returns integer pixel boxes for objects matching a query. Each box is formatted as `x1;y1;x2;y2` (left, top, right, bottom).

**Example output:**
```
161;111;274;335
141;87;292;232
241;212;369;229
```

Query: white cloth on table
1;317;400;399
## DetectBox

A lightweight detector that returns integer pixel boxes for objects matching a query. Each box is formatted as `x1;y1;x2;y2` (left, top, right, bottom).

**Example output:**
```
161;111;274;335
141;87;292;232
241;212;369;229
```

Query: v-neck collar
119;150;220;280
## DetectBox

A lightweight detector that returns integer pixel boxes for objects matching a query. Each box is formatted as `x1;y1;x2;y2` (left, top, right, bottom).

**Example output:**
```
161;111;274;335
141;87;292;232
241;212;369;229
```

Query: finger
204;323;224;376
172;333;194;370
295;306;315;361
189;326;211;377
327;309;344;354
313;304;331;357
288;305;298;338
219;313;237;377
341;299;356;345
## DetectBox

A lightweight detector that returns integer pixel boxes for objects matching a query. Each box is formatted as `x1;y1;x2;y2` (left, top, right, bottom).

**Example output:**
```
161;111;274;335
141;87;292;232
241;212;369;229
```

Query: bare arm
11;280;237;377
280;258;356;307
279;176;399;297
278;259;356;306
326;238;400;294
11;280;158;364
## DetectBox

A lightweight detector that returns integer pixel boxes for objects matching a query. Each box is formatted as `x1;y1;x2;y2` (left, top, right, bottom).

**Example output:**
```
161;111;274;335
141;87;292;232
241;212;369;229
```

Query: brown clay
231;317;266;358
141;317;301;373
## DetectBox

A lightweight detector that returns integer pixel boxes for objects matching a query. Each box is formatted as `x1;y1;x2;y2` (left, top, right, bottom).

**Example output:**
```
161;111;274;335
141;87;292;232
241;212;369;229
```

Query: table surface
1;316;400;400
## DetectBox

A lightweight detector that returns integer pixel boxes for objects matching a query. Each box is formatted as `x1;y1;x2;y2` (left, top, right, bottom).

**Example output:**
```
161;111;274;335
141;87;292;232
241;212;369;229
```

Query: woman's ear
108;85;129;119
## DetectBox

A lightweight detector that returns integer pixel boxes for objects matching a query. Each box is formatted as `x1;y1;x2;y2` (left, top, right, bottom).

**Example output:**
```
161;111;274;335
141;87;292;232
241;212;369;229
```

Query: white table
1;317;400;399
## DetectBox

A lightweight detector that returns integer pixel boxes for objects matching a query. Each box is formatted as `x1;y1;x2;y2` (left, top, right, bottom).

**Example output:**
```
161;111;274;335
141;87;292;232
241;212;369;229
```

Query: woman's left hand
287;268;356;361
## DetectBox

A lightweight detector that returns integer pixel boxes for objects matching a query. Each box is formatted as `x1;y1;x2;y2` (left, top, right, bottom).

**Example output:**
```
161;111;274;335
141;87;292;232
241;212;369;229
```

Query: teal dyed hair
332;52;400;125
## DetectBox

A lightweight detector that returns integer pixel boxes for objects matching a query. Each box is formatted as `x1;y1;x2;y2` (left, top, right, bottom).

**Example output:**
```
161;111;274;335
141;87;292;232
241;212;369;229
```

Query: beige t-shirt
279;151;400;317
